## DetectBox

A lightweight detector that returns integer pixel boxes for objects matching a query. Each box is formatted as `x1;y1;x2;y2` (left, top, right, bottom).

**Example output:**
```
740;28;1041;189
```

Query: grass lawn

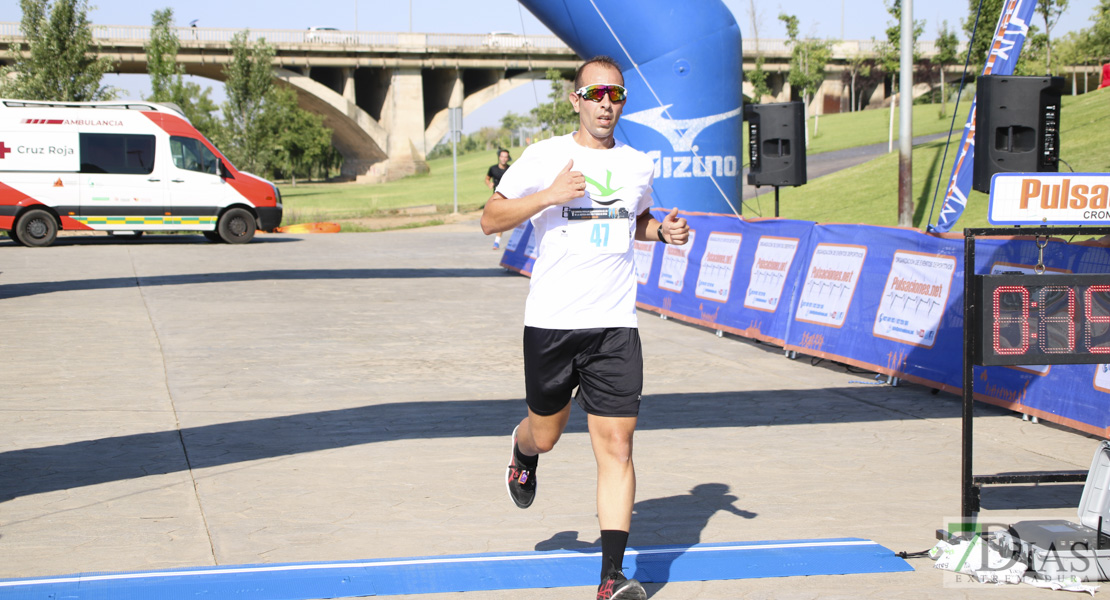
773;87;1110;229
772;87;1110;228
279;90;1107;231
804;99;975;155
280;147;522;230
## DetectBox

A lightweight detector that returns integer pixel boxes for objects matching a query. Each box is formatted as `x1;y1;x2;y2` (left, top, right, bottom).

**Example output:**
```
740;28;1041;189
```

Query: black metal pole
775;186;780;218
962;229;976;519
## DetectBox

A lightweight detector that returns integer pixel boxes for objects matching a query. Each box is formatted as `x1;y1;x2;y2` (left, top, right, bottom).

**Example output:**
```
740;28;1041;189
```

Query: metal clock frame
961;225;1110;519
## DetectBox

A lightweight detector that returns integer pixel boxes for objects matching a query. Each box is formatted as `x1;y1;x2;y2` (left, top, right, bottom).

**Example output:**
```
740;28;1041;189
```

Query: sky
0;0;1101;135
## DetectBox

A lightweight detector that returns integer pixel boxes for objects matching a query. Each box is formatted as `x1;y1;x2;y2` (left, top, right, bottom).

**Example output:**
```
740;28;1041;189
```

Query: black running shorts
523;326;643;418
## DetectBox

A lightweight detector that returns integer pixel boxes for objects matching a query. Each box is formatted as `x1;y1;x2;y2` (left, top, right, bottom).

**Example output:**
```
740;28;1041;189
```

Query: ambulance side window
79;133;156;175
170;136;219;175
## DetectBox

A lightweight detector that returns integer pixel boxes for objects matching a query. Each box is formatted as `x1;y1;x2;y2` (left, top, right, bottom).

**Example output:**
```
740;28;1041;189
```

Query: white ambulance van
0;99;282;247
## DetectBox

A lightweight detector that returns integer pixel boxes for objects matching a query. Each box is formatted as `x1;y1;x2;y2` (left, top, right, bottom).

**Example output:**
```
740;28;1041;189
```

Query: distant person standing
485;149;512;249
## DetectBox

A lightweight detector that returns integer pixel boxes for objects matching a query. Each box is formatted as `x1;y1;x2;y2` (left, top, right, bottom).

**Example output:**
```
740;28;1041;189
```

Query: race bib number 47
564;207;631;254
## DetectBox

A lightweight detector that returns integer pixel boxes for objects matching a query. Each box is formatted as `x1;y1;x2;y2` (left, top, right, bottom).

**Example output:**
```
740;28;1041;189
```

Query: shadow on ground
0;268;512;299
1;386;964;502
535;482;758;597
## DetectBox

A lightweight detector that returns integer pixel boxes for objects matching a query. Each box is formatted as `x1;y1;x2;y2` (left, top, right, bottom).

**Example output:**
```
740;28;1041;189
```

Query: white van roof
1;99;186;116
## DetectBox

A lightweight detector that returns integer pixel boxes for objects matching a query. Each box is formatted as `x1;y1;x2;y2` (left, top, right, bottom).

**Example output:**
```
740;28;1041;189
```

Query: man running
485;148;512;249
480;55;690;600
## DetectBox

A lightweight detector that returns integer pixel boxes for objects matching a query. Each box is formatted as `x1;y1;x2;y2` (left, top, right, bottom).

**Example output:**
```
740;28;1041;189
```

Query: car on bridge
0;99;283;247
485;31;531;49
305;27;357;45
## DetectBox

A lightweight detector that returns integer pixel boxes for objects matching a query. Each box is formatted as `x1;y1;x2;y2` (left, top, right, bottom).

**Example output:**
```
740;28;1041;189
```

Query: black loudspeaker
972;75;1065;194
745;101;807;187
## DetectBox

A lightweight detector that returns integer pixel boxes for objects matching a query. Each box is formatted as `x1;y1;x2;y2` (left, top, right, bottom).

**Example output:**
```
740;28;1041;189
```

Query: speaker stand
774;186;780;218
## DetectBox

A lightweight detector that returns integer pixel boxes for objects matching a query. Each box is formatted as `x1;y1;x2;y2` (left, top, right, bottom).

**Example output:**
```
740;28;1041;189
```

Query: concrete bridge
0;23;582;181
1;23;1096;181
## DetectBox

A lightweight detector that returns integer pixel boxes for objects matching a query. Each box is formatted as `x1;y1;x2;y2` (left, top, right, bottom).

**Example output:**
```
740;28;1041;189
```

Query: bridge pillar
366;67;430;182
867;85;885;109
450;70;464;109
342;68;356;103
448;69;464;129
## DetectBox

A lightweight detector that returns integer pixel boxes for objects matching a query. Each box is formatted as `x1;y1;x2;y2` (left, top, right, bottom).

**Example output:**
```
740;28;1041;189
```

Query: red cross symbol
0;142;10;159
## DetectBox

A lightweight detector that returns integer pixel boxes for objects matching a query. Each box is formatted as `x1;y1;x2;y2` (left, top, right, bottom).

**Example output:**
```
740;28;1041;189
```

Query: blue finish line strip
0;538;912;598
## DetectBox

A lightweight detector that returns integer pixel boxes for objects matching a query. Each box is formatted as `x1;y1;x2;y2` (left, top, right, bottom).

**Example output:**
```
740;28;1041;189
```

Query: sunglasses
574;84;627;103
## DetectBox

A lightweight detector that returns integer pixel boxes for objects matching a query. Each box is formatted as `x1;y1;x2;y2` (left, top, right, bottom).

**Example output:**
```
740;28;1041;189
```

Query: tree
1054;30;1087;93
474;126;508;151
778;13;832;146
1037;0;1070;73
878;0;924;93
143;8;221;141
1014;27;1049;75
261;86;332;184
171;81;222;142
842;52;876;111
1085;0;1110;61
500;111;532;147
219;31;276;174
964;0;1004;74
530;69;576;137
211;32;335;181
146;8;184;103
747;0;763;52
934;21;960;116
744;0;772;103
746;56;773;104
962;0;1039;75
0;0;116;101
500;111;528;132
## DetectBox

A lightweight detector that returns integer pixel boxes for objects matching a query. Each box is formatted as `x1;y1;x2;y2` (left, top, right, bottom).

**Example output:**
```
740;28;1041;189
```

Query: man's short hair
574;55;624;89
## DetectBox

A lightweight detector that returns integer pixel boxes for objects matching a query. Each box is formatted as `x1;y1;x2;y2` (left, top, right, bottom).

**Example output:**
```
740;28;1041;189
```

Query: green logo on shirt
584;170;623;198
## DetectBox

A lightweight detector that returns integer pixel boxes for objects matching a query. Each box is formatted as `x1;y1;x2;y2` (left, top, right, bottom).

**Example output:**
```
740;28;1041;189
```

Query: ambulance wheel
6;228;24;246
217;208;255;244
14;209;58;248
203;231;223;243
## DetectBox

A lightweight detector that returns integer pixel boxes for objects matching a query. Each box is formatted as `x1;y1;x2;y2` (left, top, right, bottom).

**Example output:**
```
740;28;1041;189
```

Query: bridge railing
0;22;957;57
0;22;572;52
746;38;957;57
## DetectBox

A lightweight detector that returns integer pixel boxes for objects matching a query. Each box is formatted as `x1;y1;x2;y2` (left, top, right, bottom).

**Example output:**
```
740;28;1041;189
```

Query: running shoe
506;425;536;508
596;569;646;600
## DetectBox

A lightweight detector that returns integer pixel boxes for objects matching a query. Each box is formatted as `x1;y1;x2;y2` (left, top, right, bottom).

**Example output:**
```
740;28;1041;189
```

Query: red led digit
1085;285;1110;354
994;286;1029;355
1037;286;1076;353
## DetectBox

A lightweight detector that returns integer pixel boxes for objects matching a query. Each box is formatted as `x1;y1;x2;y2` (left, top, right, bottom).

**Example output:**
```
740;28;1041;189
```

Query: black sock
600;529;629;582
514;444;538;469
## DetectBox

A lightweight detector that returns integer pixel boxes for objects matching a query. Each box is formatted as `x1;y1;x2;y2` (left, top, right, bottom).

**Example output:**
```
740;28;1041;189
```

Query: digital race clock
975;273;1110;366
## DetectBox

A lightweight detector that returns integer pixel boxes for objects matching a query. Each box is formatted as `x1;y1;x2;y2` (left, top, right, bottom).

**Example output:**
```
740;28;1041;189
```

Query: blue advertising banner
933;0;1039;232
782;224;966;388
499;213;1110;437
517;0;744;216
634;211;815;346
498;221;537;276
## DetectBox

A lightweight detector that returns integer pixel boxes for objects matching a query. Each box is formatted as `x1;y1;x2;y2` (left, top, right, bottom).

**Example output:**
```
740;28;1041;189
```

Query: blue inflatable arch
518;0;744;216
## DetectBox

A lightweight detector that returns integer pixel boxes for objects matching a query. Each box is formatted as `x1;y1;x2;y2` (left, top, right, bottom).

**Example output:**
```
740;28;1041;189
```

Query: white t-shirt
496;133;655;330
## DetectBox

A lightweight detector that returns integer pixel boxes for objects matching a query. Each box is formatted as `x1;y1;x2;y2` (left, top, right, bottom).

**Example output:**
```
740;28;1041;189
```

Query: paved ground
0;220;1103;599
